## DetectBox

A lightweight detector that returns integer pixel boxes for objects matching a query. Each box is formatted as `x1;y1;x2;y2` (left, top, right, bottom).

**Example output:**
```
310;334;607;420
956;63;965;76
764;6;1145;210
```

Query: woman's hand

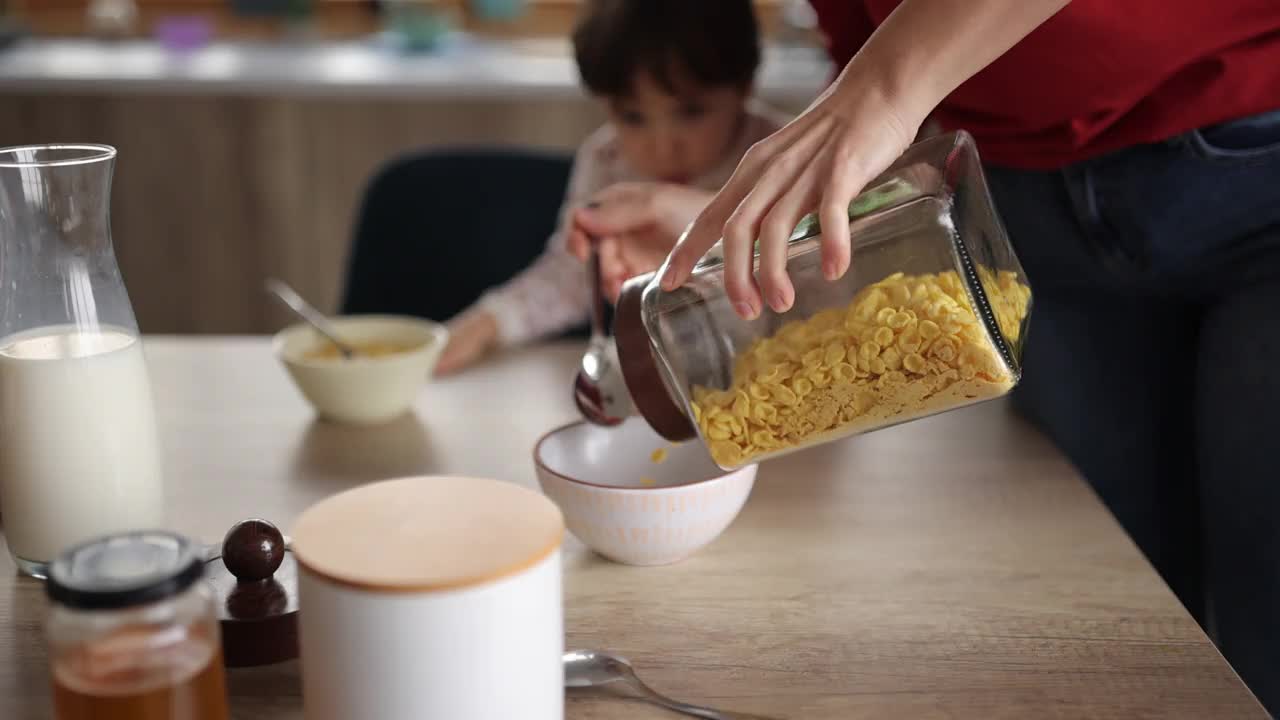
567;182;713;301
437;310;498;376
662;81;919;319
659;0;1071;320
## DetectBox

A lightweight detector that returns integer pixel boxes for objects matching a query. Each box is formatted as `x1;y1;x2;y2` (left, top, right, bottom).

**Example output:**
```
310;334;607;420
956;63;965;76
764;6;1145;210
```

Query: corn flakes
691;269;1031;467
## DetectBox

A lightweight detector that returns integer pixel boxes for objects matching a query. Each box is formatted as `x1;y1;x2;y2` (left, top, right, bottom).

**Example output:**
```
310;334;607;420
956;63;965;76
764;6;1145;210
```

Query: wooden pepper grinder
204;519;299;667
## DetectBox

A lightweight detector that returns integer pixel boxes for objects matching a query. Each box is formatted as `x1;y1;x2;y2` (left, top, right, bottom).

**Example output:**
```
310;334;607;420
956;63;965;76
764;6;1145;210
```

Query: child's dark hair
573;0;761;97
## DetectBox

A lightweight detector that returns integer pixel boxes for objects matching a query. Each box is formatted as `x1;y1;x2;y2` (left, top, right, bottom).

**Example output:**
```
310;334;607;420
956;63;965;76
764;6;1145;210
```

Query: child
437;0;788;374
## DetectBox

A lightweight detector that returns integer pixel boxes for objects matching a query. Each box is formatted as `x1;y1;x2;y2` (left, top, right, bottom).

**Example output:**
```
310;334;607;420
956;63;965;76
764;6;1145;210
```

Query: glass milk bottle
0;144;164;578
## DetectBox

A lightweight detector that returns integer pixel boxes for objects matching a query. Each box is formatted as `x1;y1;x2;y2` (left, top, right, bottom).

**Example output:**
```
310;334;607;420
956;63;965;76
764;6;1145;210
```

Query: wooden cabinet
1;92;606;333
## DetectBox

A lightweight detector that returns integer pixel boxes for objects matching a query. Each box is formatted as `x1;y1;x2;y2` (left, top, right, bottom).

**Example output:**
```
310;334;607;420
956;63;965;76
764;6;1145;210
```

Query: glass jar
614;131;1032;470
0;144;165;578
46;531;230;720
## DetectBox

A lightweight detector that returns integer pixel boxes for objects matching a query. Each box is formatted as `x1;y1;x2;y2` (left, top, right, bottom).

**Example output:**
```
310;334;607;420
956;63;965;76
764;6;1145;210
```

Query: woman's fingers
661;194;731;292
746;117;836;313
757;171;821;313
816;115;916;281
818;152;858;282
720;201;764;319
662;132;787;292
664;118;842;321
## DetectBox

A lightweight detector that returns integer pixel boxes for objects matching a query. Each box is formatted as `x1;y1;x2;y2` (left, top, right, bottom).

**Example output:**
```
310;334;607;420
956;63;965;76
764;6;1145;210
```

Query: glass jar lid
46;531;205;611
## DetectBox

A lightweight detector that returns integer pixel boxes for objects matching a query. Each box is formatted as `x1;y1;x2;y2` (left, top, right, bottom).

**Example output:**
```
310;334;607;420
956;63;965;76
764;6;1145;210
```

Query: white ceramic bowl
534;417;757;566
273;315;447;425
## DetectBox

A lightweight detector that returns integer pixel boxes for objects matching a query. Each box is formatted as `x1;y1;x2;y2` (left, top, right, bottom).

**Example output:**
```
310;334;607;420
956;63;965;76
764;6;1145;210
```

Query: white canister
291;476;565;720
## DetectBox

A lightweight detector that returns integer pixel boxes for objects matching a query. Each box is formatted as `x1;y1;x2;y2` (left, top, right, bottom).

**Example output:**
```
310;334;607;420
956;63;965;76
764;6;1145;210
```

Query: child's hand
437;310;499;375
567;182;713;301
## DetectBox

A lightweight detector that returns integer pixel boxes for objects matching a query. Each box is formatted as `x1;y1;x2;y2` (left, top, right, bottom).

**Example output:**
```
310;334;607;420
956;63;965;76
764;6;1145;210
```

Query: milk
0;326;164;567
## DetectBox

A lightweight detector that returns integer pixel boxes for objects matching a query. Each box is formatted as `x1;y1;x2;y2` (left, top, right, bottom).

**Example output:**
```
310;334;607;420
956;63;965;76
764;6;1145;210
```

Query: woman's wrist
832;0;1072;138
832;42;937;141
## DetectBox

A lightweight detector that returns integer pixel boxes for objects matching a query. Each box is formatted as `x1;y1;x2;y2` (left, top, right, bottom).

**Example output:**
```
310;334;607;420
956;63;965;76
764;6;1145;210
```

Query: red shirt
808;0;1280;169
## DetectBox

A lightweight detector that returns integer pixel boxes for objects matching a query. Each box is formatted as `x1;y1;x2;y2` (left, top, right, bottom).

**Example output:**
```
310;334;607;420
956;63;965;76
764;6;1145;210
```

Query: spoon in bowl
564;649;776;720
264;278;355;359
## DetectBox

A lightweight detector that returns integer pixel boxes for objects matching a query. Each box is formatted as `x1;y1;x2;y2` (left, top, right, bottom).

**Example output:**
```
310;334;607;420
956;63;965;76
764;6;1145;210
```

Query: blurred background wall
0;1;829;333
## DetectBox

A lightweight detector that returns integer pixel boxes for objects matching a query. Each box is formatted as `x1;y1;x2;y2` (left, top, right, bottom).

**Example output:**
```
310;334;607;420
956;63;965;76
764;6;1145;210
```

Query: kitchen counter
0;36;831;99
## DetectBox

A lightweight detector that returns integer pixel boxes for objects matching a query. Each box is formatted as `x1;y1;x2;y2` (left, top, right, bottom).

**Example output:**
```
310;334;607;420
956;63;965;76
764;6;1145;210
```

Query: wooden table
1;338;1265;719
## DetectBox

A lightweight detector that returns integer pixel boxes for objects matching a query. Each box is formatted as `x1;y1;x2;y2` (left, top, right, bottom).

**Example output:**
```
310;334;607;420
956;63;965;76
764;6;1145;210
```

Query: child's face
606;71;749;184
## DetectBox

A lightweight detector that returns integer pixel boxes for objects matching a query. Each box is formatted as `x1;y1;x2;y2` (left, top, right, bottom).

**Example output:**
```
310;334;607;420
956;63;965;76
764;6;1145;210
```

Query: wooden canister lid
290;476;564;593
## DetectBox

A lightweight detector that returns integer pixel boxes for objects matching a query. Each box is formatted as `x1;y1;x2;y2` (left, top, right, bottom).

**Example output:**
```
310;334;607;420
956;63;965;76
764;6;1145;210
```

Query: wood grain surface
0;338;1265;719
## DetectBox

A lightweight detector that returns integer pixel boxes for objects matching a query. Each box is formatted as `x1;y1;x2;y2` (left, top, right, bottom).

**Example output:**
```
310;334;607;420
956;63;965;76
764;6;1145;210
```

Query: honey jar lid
290;476;564;593
47;531;204;611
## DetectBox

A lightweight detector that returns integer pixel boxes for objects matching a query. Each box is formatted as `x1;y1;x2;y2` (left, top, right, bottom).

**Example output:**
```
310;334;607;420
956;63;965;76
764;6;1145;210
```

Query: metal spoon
564;649;776;720
572;236;634;425
264;278;355;359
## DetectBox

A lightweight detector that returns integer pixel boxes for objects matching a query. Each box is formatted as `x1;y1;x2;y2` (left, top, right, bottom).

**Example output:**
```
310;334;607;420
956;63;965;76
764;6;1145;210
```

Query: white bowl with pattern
534;417;757;566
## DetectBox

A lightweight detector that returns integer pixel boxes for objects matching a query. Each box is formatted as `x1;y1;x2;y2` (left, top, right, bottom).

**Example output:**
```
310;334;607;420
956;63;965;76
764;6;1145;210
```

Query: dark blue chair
341;148;578;328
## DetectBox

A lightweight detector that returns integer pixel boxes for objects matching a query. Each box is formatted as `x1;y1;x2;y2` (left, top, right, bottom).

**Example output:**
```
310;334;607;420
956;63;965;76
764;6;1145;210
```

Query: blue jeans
987;108;1280;716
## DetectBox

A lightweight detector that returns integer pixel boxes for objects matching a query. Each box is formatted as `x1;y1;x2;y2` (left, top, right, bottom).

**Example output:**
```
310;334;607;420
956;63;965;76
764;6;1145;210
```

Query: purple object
155;15;214;51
